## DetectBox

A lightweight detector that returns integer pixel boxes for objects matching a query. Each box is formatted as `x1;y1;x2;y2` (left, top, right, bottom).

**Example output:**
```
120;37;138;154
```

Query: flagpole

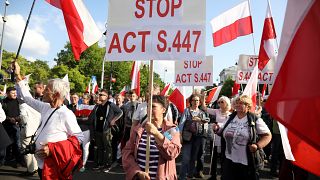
247;0;257;55
101;58;105;89
0;0;10;69
11;0;37;81
145;60;154;174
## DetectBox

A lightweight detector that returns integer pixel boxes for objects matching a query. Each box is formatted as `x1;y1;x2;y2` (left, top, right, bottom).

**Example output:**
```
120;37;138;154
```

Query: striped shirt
137;128;162;180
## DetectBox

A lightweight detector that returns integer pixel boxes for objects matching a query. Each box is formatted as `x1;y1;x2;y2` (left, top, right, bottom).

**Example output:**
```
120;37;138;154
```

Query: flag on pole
62;74;71;103
75;104;95;117
46;0;102;60
160;83;171;96
168;86;186;113
210;1;253;47
265;0;320;176
232;81;240;97
242;65;258;112
205;86;222;104
119;86;126;96
258;1;278;70
130;61;141;96
91;76;99;94
85;80;91;93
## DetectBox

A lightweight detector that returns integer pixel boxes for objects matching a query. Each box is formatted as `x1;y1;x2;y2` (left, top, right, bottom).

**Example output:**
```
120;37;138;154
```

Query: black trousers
222;158;257;180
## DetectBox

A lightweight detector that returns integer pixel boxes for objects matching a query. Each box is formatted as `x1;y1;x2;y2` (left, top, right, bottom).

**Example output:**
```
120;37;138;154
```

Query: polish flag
91;76;99;94
168;86;186;113
265;0;320;176
119;86;126;97
160;83;171;96
210;1;253;47
232;81;240;97
242;65;258;112
46;0;102;60
75;104;95;117
258;1;278;70
130;61;141;97
205;86;222;104
85;80;91;93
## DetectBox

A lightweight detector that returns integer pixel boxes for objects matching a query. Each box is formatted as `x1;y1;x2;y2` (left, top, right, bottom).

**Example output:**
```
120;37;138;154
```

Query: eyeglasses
218;101;224;104
99;94;107;97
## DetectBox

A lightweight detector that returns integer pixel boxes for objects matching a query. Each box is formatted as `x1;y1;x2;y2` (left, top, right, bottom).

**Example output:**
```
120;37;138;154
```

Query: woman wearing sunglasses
201;95;231;180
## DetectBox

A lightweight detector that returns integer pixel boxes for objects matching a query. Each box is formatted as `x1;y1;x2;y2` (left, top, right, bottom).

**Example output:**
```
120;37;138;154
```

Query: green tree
220;78;234;98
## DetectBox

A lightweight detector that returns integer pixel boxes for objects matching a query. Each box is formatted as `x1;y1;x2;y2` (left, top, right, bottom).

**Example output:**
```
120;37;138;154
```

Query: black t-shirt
96;104;108;132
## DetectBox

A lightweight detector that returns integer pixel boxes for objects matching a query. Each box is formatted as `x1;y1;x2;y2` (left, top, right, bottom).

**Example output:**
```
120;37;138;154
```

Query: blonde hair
235;95;252;109
218;96;231;111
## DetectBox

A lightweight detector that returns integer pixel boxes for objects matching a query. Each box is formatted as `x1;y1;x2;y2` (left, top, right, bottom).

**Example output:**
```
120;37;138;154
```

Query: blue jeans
179;142;192;180
189;136;206;176
179;136;206;179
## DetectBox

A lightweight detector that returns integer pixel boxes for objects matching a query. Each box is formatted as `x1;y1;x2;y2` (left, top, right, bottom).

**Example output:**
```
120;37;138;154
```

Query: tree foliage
1;42;165;96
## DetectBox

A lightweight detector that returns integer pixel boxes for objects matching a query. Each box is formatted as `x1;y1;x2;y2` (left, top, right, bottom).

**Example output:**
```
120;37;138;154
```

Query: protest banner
105;0;206;61
237;54;275;84
175;56;213;86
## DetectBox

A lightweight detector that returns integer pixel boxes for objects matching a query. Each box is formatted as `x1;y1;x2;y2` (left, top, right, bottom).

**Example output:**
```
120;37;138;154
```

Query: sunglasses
99;94;107;97
218;101;224;104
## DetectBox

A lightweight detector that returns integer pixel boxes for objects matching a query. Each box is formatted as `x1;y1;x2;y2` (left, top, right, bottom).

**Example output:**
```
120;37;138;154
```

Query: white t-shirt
207;108;230;146
223;115;270;165
17;81;83;169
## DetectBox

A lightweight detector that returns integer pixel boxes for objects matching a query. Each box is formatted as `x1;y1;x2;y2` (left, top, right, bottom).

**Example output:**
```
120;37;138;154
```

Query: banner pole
11;0;37;81
145;60;154;174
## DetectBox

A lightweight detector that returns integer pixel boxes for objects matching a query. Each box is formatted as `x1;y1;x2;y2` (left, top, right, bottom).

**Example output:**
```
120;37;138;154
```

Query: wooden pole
145;60;154;174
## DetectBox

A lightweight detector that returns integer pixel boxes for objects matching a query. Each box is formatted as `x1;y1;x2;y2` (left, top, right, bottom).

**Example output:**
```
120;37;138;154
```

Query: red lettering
183;61;188;69
108;33;121;53
194;73;198;82
123;32;136;53
192;31;201;52
146;0;154;17
238;72;243;80
157;30;167;52
157;0;170;17
135;0;145;18
171;0;182;16
138;31;151;52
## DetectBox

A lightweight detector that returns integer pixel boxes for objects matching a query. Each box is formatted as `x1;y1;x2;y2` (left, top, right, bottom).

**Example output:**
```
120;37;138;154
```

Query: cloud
0;14;50;58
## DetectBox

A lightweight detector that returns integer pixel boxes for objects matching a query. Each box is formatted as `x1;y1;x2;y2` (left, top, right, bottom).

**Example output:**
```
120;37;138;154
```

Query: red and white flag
232;81;240;97
91;76;99;94
205;86;222;104
75;104;95;117
130;61;141;96
46;0;101;60
258;1;278;70
265;0;320;176
119;86;126;97
160;83;171;96
210;1;253;47
168;86;186;113
85;81;91;93
242;65;258;112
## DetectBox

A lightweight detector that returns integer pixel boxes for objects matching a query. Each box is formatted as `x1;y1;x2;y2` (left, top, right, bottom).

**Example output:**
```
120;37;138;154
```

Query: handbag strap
31;107;60;143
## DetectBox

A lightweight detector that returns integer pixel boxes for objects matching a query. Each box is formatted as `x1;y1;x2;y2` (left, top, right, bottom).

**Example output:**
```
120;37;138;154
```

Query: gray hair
48;78;70;99
218;96;231;111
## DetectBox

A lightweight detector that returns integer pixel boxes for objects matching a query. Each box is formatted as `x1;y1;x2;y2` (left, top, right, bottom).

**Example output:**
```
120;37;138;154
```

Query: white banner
174;56;213;86
105;0;206;61
237;54;275;84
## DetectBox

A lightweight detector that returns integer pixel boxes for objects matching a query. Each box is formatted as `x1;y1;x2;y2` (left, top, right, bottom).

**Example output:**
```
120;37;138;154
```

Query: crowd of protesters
0;61;315;180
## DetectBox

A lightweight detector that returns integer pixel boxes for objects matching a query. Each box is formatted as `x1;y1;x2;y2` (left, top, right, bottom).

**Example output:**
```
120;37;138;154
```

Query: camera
20;143;36;155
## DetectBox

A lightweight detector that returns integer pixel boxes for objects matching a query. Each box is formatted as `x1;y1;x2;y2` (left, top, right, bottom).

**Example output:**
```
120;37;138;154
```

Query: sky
0;0;287;94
